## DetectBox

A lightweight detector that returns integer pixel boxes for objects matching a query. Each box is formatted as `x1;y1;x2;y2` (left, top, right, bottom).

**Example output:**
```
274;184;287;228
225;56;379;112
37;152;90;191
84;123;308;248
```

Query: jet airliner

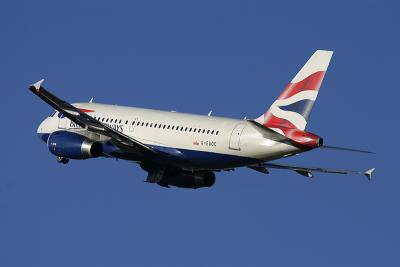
31;50;374;188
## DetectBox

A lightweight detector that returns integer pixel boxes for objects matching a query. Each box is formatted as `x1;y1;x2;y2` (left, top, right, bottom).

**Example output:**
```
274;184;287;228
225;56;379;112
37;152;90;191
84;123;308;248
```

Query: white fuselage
37;103;304;170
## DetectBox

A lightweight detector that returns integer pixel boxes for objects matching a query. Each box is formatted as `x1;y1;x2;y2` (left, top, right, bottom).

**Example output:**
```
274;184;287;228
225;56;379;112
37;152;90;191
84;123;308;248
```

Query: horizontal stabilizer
320;145;375;154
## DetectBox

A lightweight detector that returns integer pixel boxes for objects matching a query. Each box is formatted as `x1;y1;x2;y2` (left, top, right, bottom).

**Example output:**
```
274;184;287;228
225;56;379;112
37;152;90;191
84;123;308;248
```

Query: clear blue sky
0;0;397;266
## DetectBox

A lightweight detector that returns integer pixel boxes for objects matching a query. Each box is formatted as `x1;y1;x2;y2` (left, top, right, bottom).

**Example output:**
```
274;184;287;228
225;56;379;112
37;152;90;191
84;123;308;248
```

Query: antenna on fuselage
89;97;94;103
208;110;212;116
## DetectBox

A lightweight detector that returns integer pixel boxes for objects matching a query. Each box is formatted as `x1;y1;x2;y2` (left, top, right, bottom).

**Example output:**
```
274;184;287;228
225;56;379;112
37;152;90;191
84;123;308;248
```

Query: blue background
1;0;397;266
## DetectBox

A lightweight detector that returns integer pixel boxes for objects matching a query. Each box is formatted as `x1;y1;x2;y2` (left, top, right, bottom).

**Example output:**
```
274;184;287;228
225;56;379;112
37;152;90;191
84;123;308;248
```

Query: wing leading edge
29;79;158;157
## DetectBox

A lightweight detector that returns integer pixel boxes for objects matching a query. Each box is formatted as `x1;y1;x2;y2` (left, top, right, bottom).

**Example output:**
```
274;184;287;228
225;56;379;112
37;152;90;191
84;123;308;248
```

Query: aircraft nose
37;119;44;134
37;119;49;143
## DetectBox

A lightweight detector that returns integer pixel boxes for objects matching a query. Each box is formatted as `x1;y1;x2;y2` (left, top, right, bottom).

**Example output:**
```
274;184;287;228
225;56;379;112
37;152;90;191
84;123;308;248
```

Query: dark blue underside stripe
151;145;258;168
38;133;258;168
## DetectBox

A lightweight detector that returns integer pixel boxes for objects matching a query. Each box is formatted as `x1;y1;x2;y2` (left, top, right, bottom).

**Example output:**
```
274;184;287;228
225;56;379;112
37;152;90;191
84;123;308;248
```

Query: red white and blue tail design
255;50;333;135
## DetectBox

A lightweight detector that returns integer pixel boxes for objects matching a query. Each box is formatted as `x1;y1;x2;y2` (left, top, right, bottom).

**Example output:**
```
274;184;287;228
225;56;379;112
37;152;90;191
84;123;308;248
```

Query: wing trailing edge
253;162;375;180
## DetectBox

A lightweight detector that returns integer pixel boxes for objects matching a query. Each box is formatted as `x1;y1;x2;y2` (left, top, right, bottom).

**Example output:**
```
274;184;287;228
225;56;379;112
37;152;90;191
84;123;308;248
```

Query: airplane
30;50;375;189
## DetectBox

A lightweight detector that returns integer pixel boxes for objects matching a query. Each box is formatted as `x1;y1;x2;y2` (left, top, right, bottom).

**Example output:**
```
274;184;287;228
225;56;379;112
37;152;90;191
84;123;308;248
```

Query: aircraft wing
253;162;375;180
29;79;157;157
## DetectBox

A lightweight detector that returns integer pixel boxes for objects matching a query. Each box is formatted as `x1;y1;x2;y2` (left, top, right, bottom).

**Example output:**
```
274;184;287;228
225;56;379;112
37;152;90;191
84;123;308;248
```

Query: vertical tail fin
255;50;333;133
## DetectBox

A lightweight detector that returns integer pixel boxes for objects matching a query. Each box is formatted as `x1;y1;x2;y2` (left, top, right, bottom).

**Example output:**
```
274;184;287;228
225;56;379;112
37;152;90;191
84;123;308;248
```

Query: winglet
364;168;375;181
31;79;45;92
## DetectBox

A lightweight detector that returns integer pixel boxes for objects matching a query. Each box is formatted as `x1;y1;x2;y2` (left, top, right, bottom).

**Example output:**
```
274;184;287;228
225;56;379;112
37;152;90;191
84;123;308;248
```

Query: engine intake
47;131;103;159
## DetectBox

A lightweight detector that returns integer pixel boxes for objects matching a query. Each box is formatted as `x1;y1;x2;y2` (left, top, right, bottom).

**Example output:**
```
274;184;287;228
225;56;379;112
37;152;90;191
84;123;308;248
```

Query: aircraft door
229;124;246;150
129;117;139;133
57;113;68;129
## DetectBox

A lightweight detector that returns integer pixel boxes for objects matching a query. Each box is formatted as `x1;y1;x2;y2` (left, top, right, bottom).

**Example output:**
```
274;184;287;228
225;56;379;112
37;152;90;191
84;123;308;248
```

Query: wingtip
364;168;375;181
316;49;334;54
31;79;45;92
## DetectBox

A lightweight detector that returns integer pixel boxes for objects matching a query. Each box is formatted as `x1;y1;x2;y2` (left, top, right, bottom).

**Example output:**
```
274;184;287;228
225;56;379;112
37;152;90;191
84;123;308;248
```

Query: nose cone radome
37;119;50;143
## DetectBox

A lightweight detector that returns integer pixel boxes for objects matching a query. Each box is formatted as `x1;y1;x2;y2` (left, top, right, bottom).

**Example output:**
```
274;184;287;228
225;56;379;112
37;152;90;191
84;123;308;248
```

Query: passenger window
163;125;166;129
202;129;205;133
150;123;153;127
171;126;175;130
158;124;162;128
211;130;214;134
216;131;219;135
154;123;158;128
207;130;210;134
189;128;192;132
106;118;109;122
167;125;170;129
180;126;183;131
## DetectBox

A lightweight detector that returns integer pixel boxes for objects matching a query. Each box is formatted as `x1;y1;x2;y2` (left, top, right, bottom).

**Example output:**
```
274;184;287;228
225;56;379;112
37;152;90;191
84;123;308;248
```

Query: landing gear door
229;124;246;150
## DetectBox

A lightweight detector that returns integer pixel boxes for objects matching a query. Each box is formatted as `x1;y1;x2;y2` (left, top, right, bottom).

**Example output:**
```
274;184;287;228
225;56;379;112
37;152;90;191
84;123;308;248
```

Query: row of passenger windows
92;116;220;135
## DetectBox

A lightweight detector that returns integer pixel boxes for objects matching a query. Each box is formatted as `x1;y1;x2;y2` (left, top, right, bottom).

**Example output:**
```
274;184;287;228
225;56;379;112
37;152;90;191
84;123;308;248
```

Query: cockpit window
49;111;57;117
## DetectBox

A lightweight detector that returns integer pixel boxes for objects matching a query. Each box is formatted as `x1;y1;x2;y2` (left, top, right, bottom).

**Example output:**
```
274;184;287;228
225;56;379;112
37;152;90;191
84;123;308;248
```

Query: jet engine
158;170;216;188
47;131;103;159
144;166;216;189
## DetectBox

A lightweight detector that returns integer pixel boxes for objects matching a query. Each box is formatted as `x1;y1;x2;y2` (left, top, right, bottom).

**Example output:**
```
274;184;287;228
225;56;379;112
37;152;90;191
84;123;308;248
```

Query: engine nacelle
47;131;103;159
158;170;216;189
